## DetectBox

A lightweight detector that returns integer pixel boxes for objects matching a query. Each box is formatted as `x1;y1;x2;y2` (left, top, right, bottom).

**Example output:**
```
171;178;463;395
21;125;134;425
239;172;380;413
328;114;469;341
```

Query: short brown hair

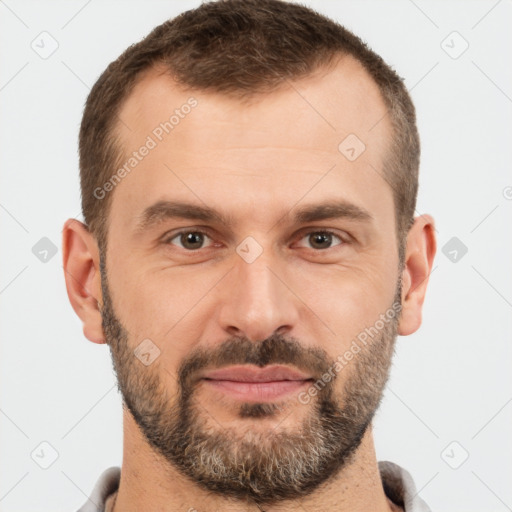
79;0;419;257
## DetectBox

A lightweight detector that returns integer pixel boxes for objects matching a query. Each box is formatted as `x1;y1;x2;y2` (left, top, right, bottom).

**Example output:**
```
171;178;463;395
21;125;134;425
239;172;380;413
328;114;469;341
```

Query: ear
398;214;436;336
62;219;105;344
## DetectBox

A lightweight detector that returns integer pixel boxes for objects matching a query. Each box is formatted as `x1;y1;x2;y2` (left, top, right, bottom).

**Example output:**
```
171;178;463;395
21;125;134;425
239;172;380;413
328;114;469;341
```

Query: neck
112;408;395;512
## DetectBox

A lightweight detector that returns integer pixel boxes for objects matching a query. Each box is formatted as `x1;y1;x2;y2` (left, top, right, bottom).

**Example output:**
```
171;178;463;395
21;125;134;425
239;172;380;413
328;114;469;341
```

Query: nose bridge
218;237;298;341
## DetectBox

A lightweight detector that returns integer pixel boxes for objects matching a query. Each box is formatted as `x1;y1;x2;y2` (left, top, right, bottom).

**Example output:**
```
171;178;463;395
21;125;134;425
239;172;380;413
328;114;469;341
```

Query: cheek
107;262;222;355
106;230;398;366
297;258;398;342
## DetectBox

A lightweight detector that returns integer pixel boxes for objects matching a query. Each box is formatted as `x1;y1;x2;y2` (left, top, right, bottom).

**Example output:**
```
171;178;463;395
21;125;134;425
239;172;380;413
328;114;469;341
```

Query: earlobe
398;215;437;336
62;219;106;344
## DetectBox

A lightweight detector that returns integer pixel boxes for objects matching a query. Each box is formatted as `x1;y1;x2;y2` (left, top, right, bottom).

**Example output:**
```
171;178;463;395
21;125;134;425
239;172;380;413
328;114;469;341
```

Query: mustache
176;333;333;393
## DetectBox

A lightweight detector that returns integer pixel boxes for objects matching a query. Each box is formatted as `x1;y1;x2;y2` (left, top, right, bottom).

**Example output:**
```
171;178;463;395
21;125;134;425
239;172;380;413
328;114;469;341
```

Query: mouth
199;365;314;402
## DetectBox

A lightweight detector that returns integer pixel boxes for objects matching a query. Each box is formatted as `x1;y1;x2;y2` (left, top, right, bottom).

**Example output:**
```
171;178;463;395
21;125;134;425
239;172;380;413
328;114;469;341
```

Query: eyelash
162;228;348;252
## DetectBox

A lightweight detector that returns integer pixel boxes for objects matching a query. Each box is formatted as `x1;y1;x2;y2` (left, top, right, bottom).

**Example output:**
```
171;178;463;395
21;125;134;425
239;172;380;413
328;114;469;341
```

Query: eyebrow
135;199;372;233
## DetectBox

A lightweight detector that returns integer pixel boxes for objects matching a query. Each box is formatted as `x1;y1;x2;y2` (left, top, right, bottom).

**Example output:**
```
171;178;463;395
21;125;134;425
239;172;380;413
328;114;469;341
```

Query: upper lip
200;365;313;382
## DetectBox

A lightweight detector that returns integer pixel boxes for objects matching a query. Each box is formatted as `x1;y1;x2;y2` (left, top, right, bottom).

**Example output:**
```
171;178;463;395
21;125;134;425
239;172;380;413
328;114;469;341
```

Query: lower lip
202;379;312;401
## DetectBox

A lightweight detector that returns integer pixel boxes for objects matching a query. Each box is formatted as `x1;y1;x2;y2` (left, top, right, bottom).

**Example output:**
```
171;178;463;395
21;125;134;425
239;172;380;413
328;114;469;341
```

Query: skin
63;55;436;512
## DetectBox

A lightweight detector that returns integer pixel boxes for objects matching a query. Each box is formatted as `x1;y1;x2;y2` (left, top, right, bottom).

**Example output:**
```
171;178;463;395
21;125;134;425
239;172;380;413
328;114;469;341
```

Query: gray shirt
77;461;432;511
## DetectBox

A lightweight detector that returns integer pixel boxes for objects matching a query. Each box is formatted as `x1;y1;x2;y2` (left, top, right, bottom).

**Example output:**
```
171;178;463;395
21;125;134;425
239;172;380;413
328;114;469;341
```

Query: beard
99;253;401;507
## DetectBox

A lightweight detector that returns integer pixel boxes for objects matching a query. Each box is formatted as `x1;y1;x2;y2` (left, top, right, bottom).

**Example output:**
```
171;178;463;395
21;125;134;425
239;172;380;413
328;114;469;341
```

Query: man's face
101;56;401;503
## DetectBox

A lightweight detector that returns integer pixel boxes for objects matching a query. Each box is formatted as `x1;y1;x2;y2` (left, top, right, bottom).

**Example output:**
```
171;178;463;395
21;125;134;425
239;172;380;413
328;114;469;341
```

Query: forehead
116;55;390;154
109;55;393;234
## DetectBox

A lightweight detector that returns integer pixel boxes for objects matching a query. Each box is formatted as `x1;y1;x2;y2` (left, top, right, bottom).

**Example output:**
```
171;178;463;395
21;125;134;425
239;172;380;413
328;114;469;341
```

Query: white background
1;1;511;511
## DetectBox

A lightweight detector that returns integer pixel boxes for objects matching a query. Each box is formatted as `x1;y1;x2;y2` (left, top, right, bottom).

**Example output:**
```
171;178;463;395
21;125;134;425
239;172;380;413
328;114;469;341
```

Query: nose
217;245;300;342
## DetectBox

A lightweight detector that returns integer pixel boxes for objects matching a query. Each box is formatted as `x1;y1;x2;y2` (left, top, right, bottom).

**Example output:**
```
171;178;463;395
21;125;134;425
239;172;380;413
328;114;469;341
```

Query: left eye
296;231;343;250
165;230;343;251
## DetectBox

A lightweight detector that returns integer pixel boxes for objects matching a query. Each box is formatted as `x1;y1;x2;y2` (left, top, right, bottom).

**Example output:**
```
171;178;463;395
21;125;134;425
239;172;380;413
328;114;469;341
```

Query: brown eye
167;230;213;250
297;231;343;250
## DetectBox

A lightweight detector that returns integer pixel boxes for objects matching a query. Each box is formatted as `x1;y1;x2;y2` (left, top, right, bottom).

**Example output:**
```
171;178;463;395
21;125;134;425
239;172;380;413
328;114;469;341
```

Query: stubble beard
99;253;400;506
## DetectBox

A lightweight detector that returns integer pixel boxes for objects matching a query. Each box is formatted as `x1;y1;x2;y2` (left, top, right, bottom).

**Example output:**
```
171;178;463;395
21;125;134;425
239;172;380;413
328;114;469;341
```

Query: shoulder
76;467;121;512
379;461;433;512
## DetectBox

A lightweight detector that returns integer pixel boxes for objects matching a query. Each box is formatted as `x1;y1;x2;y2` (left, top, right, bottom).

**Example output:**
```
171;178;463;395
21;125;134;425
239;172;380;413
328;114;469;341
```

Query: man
63;0;436;510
